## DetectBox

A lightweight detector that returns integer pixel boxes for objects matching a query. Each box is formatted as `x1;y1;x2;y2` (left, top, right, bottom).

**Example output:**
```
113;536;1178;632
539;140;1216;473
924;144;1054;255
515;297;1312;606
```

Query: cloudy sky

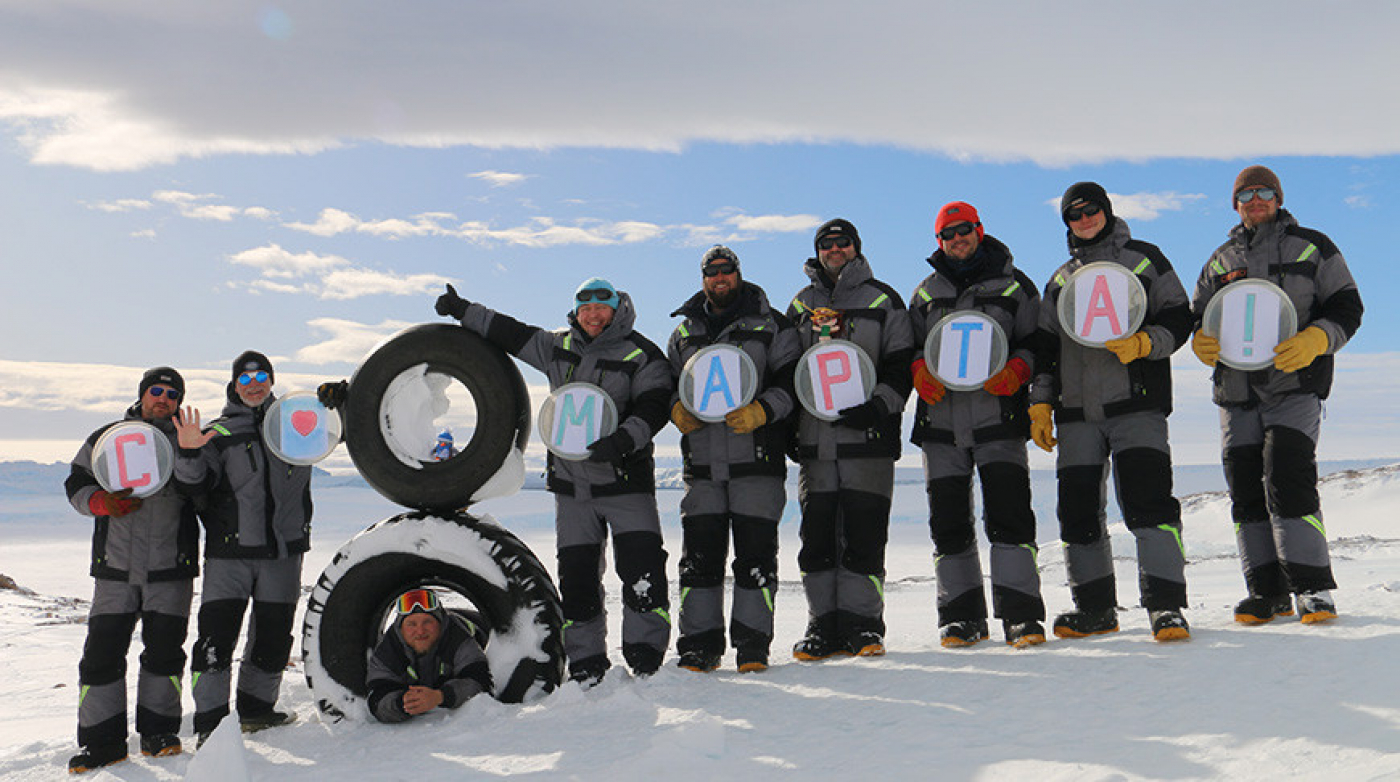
3;1;1399;465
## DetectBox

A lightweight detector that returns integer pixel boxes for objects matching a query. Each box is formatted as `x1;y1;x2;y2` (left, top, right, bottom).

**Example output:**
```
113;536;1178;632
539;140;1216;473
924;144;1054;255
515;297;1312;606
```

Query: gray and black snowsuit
457;291;673;677
667;281;800;662
175;389;313;733
786;254;915;645
66;408;198;749
1032;218;1193;613
1192;208;1362;598
909;236;1044;627
366;612;492;723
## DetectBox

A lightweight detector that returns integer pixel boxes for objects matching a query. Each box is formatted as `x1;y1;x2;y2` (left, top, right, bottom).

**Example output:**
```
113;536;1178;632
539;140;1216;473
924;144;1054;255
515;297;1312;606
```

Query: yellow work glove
1104;331;1152;365
725;401;768;434
1028;403;1056;453
670;400;703;435
1190;329;1220;368
1273;325;1329;373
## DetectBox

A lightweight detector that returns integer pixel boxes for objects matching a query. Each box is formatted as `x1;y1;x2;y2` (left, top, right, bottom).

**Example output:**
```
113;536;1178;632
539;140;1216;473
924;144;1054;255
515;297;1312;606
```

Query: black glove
586;429;635;464
836;397;887;430
435;283;470;320
317;380;349;410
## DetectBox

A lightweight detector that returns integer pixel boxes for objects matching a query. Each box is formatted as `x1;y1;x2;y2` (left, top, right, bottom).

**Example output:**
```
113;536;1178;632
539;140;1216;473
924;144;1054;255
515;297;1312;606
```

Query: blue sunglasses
147;387;182;400
237;370;269;386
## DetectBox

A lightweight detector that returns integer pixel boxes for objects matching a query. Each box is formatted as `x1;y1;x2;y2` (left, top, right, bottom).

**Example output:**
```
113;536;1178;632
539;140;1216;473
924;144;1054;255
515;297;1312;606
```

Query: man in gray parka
909;202;1046;650
65;367;198;773
175;351;310;741
668;245;800;674
437;278;673;684
786;218;915;661
1031;182;1193;642
1190;165;1363;626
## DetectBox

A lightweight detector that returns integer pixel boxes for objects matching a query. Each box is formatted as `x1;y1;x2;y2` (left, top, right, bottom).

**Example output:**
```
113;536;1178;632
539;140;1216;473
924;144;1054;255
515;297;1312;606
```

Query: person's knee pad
730;516;779;590
840;490;891;575
556;543;604;622
247;602;296;671
978;462;1035;544
678;514;728;588
1223;445;1267;522
1112;448;1179;528
191;599;245;672
139;612;190;676
1057;465;1105;544
927;475;975;553
1265;427;1319;518
614;532;668;612
79;613;138;684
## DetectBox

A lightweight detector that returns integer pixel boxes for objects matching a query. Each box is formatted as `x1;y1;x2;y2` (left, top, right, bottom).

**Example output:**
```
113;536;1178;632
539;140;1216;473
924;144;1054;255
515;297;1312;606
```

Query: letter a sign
1057;262;1147;347
680;345;758;422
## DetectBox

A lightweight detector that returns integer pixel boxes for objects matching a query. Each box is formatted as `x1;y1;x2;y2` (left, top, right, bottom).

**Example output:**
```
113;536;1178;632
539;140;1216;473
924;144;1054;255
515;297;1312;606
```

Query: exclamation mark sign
1242;293;1256;357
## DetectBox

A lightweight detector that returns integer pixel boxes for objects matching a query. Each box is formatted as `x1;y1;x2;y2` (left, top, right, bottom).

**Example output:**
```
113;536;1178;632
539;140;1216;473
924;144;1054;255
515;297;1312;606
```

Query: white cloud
319;268;447;300
284;208;452;239
294;318;416;365
228;244;447;300
1;3;1396;170
1044;191;1207;222
724;213;824;233
228;244;347;279
470;170;529;187
1345;195;1372;209
88;198;151;213
153;190;271;222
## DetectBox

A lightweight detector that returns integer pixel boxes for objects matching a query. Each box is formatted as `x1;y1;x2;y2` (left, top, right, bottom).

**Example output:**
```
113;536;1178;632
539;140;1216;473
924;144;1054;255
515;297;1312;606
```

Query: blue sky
3;1;1399;466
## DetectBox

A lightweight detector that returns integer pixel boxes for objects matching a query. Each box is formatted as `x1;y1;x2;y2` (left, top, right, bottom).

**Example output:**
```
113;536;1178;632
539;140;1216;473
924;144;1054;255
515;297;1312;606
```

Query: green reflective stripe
677;324;690;338
869;293;889;308
915;287;932;303
791;298;807;313
754;325;767;331
1210;259;1227;276
78;684;90;708
1302;514;1326;537
762;587;774;613
563;334;573;351
210;423;231;437
1054;272;1067;287
1133;258;1152;275
1002;281;1021;297
1233;522;1241;535
623;348;643;362
1296;244;1318;264
1158;523;1186;556
679;586;691;605
652;608;672;625
169;675;182;694
1020;543;1039;564
191;672;201;690
407;665;418;681
867;574;884;599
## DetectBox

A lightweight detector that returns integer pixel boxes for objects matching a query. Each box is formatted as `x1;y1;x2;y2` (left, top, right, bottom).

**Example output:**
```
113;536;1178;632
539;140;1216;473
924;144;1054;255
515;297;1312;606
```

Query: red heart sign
290;410;319;437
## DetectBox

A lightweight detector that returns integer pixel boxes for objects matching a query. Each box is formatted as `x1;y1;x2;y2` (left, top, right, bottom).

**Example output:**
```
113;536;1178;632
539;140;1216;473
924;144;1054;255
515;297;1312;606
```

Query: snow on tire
302;511;565;722
342;323;531;513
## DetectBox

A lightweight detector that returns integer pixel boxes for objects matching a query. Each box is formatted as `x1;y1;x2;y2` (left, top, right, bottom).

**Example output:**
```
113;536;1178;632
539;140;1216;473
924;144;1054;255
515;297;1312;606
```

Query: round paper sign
537;382;618;461
1056;262;1147;347
679;344;759;423
923;311;1009;391
92;421;175;498
794;339;877;421
1201;278;1298;371
263;392;343;466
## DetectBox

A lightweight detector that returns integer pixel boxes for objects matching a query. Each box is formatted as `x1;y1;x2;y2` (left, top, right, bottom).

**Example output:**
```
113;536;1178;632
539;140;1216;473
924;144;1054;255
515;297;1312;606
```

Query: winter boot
939;619;989;648
848;630;885;657
792;633;849;662
139;734;182;758
1149;609;1191;642
1233;594;1294;625
1052;607;1119;638
568;656;610;688
1004;620;1046;649
67;743;127;774
1297;591;1337;624
677;649;722;673
624;645;664;677
240;709;297;734
736;649;769;673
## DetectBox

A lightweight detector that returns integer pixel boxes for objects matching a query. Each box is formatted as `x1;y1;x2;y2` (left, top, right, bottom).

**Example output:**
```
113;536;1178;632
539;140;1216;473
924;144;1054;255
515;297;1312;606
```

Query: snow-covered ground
2;461;1399;781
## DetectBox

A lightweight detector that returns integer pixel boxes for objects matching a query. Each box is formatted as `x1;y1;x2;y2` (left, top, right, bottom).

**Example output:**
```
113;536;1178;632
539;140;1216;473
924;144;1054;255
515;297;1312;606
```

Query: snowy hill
1;461;1398;780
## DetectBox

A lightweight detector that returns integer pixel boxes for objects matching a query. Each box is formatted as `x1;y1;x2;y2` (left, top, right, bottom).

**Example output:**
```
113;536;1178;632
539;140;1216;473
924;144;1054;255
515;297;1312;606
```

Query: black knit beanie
139;366;185;399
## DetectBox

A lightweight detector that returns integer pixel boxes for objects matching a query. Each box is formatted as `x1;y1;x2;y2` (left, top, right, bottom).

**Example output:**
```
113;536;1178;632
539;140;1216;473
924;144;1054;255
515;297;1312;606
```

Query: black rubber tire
343;323;531;513
302;511;565;721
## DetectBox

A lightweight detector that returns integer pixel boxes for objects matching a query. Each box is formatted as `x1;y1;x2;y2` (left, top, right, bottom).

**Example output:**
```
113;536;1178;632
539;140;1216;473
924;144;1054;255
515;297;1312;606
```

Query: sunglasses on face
575;289;616;303
937;222;979;241
237;370;269;386
1236;187;1277;204
147;387;182;400
395;588;441;616
1064;203;1103;222
703;262;738;277
816;235;853;251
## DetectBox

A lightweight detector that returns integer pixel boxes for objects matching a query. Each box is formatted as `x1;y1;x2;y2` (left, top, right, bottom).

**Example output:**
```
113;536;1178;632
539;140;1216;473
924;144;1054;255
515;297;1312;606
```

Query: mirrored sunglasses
938;222;979;241
238;370;269;386
147;387;182;400
575;289;616;303
1064;203;1103;222
1236;187;1277;204
395;588;441;616
816;235;853;251
703;261;738;277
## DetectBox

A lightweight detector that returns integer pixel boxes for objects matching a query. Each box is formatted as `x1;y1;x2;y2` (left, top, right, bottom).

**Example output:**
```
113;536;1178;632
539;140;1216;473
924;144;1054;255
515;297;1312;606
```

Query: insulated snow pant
921;438;1043;626
76;579;192;748
796;457;893;643
1055;412;1187;612
676;475;784;659
191;555;301;735
1220;392;1335;596
555;492;671;676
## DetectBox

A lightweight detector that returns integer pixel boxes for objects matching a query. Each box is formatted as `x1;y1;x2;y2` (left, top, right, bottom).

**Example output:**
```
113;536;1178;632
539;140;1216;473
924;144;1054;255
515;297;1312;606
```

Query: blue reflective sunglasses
147;386;182;400
237;370;269;386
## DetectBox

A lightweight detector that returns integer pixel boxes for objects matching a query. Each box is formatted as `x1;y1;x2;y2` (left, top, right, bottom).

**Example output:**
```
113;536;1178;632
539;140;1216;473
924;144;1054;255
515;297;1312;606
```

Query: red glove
911;358;946;405
983;357;1031;397
89;488;142;518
